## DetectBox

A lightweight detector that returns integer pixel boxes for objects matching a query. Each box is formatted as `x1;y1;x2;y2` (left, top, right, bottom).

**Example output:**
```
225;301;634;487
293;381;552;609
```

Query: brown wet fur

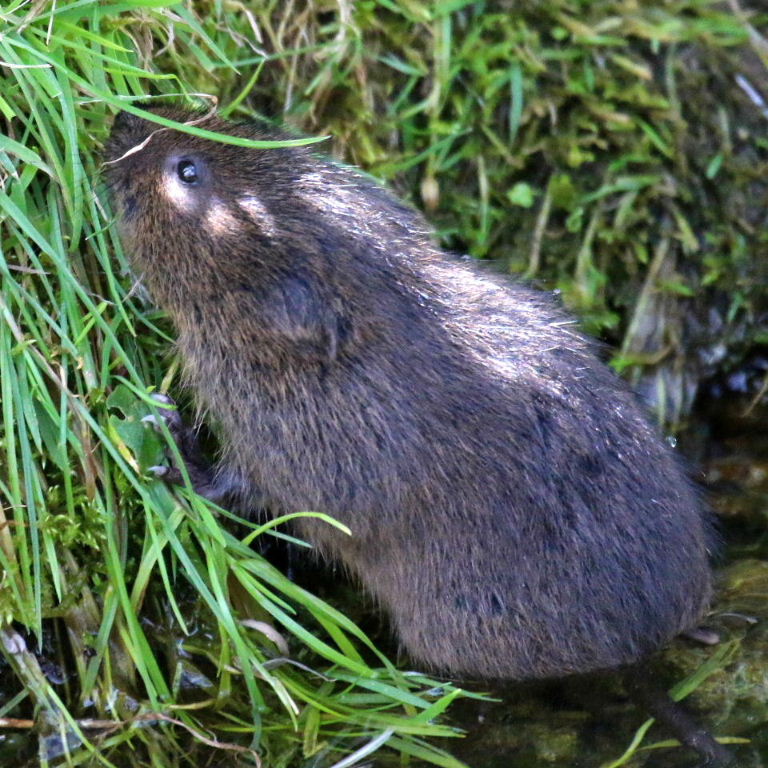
105;108;715;681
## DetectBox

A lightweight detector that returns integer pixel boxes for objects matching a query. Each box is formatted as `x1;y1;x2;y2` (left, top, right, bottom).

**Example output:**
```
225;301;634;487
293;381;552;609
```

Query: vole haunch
105;108;715;681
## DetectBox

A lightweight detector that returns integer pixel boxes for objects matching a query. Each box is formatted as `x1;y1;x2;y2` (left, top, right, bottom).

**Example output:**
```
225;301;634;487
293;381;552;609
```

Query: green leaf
507;181;536;207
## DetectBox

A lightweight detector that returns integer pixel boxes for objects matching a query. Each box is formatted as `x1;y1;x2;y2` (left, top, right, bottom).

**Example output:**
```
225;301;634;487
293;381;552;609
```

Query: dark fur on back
105;108;714;680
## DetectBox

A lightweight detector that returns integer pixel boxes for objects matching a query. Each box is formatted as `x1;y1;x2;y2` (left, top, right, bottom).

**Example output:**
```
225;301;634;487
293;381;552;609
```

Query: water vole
105;107;715;681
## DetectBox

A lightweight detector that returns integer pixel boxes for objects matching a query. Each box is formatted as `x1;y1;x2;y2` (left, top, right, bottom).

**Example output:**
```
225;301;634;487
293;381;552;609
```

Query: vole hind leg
143;393;230;504
623;667;735;767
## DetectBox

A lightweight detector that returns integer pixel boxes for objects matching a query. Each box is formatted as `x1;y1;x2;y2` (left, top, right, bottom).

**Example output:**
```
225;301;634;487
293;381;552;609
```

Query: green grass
0;1;765;766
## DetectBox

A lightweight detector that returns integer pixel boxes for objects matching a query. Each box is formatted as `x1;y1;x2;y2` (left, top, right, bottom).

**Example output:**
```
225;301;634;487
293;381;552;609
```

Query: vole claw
683;626;721;646
146;392;184;433
148;465;188;486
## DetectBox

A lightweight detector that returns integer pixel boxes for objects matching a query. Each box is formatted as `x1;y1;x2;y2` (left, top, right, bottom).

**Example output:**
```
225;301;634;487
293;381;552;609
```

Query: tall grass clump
0;3;472;767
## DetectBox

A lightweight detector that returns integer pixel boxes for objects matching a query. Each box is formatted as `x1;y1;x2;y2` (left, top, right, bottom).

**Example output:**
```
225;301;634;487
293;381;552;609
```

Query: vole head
106;106;430;276
104;107;435;363
104;108;304;276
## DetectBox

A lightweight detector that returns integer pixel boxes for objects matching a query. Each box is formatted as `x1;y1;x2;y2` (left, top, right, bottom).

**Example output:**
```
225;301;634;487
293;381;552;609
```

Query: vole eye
177;159;199;185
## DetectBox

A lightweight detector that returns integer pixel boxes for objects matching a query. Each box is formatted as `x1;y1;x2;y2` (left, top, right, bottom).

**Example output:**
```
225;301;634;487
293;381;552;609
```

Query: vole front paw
143;393;224;502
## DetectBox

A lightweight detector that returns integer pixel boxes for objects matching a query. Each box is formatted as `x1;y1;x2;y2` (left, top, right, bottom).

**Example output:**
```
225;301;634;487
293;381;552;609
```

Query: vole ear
266;275;350;362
